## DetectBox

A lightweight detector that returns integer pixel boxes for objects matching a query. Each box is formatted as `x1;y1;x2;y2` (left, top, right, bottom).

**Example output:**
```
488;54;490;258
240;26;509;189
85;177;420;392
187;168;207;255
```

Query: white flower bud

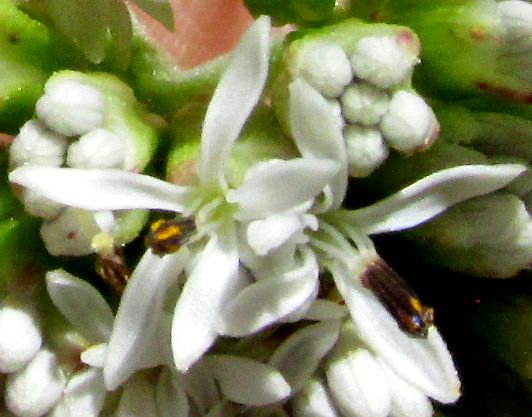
9;121;68;169
66;128;127;169
498;1;532;53
380;90;439;154
21;189;64;220
326;348;391;417
344;126;389;177
0;306;42;373
36;80;105;137
341;83;390;126
350;36;418;88
298;42;353;98
40;207;101;256
5;349;67;417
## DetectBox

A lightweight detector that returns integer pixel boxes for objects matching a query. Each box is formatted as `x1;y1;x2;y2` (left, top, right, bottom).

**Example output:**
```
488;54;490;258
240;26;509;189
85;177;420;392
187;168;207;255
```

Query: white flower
9;15;337;379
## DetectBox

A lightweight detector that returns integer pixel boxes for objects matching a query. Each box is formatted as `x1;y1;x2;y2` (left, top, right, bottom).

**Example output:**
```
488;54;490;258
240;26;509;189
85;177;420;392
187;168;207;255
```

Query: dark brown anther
361;257;434;338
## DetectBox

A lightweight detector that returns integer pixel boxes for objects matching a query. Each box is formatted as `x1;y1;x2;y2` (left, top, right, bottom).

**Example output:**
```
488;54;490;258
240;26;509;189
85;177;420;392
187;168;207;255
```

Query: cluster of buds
8;71;157;256
271;19;439;177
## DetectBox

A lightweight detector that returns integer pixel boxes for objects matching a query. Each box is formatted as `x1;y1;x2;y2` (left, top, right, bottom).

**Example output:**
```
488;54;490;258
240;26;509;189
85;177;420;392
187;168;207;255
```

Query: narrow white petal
9;166;191;212
172;232;240;371
332;264;461;403
227;158;339;220
49;368;106;417
292;379;340;417
219;248;319;336
289;78;348;208
379;360;434;417
200;16;271;187
269;321;341;392
46;270;114;343
207;355;291;406
115;375;158;417
346;164;527;234
104;250;188;390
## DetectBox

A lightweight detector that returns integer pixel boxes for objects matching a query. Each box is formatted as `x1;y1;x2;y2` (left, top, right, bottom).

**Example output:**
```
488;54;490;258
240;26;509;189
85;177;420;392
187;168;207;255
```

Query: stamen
361;257;434;338
145;216;197;256
95;247;130;295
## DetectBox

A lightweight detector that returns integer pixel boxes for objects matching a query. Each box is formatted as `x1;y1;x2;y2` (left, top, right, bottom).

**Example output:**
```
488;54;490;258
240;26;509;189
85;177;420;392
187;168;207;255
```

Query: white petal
200;16;271;187
300;299;348;321
104;250;187;390
80;344;107;368
172;232;240;371
0;305;42;373
326;348;391;417
48;368;106;417
219;248;319;336
345;164;527;234
379;360;434;417
207;355;291;406
289;78;348;208
46;269;114;343
115;374;158;417
227;158;339;220
332;264;460;403
9;166;191;212
156;368;190;417
246;214;308;256
292;379;340;417
5;349;67;417
269;321;341;393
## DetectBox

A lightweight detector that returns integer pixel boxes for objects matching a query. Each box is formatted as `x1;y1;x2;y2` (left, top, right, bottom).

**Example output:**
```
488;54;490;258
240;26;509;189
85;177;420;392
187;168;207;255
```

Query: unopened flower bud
36;80;105;137
66;128;126;169
0;305;42;373
292;379;340;417
21;189;64;220
350;36;418;89
344;126;389;177
341;83;390;126
498;1;532;53
326;347;391;417
40;207;102;256
380;90;438;154
9;121;68;169
298;42;353;98
5;349;66;417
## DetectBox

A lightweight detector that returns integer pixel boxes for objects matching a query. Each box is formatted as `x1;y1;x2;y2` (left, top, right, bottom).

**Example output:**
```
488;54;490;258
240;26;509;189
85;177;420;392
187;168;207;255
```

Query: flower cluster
1;1;532;417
